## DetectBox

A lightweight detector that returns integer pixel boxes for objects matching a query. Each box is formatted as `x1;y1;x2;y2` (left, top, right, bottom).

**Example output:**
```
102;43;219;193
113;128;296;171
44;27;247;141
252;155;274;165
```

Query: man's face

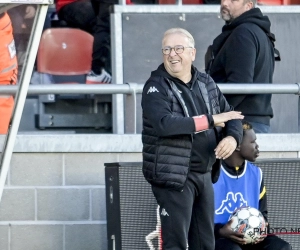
220;0;253;23
162;33;196;81
239;129;259;162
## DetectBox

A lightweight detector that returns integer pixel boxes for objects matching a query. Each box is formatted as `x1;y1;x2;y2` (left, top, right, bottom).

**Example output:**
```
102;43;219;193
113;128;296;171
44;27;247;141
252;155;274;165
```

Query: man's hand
213;111;244;127
215;136;237;159
24;6;36;19
219;220;247;245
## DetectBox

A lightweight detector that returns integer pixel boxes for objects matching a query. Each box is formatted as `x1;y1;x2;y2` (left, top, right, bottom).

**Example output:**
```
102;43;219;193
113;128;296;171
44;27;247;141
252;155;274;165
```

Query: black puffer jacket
142;64;243;191
209;8;276;125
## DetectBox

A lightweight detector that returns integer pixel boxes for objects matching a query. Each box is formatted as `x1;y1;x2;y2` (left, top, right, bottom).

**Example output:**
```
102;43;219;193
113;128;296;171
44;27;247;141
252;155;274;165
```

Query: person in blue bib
213;120;291;250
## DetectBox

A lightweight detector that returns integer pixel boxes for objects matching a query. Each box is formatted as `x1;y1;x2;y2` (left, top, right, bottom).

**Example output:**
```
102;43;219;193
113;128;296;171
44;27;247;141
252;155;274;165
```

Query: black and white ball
229;206;266;244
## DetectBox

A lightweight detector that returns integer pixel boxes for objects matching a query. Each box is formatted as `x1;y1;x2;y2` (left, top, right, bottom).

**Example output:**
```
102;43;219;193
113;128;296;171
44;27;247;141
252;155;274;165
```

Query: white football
229;206;266;244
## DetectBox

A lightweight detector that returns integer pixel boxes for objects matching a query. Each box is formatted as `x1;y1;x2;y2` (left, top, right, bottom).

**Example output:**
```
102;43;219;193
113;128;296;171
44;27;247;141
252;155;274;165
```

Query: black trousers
58;0;109;73
152;171;215;250
58;0;97;35
90;0;117;74
215;236;292;250
59;0;118;74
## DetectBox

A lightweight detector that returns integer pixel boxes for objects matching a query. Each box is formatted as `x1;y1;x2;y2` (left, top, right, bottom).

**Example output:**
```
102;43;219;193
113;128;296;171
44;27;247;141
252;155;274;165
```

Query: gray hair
163;28;195;47
244;0;257;7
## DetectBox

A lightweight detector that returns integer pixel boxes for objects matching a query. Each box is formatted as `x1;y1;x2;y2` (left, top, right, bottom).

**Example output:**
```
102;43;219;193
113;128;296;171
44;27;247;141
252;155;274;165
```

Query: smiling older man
141;28;244;250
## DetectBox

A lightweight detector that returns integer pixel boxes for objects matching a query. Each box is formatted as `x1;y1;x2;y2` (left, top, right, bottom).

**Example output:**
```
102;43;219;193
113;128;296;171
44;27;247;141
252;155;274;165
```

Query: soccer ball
229;206;266;244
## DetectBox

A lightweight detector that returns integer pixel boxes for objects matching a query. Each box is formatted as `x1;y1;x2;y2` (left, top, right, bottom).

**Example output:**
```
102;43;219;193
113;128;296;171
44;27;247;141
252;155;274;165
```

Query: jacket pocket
153;145;160;179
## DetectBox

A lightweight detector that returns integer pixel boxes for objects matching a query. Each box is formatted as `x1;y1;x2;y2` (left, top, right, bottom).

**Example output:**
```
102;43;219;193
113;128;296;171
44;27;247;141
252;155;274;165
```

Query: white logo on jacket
215;192;248;215
161;208;169;216
147;86;159;94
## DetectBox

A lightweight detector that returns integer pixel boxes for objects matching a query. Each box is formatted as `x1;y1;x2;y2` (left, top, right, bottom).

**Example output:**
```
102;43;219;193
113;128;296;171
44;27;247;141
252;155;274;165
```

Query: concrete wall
0;133;299;250
0;135;143;250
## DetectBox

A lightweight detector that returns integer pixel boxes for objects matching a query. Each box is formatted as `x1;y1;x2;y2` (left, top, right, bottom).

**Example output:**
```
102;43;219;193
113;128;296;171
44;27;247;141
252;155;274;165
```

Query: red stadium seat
159;0;203;4
258;0;296;4
258;0;283;4
37;28;93;76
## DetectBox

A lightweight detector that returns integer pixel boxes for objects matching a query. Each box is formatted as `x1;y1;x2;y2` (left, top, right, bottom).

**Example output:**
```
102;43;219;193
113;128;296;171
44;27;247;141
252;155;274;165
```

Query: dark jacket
209;8;276;126
141;64;243;191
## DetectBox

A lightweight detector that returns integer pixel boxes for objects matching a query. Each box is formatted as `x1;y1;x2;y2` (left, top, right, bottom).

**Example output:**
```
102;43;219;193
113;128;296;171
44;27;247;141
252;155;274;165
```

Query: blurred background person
7;4;36;78
56;0;96;35
206;0;280;133
56;0;118;84
0;12;18;134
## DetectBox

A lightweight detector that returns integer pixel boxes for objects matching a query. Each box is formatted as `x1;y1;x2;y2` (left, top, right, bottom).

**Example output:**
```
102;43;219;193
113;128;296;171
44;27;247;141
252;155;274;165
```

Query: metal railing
1;82;300;95
1;82;300;134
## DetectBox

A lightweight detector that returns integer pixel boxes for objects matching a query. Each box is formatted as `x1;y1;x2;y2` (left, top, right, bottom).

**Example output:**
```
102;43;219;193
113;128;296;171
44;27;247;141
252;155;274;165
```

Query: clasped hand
213;111;244;159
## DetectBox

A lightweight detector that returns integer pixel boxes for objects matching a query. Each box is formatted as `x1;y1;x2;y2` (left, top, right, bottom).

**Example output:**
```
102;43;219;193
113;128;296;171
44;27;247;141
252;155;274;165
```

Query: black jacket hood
223;8;271;34
213;8;276;56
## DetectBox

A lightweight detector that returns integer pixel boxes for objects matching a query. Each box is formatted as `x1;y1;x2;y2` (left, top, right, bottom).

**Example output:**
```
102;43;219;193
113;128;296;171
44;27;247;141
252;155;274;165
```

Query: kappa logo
8;39;16;59
215;192;248;215
147;86;159;94
161;208;169;216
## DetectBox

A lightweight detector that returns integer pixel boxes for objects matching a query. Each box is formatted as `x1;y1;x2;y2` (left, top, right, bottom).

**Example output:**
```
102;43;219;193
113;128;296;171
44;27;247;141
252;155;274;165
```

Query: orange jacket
0;12;17;134
0;12;18;85
0;97;14;134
